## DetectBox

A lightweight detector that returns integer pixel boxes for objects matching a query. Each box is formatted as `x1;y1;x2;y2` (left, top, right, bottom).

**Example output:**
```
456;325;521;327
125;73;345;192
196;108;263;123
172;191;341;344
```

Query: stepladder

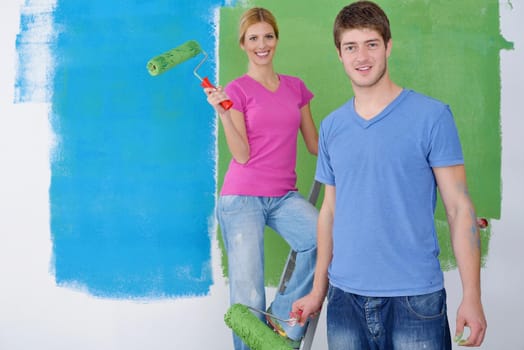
276;180;323;350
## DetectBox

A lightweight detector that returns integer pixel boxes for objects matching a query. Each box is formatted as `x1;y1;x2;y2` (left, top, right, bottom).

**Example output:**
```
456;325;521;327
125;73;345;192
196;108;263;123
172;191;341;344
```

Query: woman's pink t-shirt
221;74;314;196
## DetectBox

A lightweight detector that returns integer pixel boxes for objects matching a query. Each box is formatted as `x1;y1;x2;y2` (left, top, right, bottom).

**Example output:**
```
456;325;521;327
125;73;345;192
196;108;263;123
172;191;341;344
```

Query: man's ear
386;39;393;57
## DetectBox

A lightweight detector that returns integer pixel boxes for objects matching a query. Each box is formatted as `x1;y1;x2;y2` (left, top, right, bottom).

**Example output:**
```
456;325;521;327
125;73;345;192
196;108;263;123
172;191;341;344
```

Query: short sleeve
315;120;336;185
224;80;247;114
428;106;464;167
297;78;314;108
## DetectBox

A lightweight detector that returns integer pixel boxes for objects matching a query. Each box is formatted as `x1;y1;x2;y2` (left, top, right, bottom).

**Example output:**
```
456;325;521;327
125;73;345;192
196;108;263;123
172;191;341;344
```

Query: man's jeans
327;285;451;350
218;192;318;350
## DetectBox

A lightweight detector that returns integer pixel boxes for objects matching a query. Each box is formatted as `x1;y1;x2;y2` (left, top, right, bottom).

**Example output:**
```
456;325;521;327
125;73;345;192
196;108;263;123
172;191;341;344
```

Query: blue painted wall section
17;0;225;298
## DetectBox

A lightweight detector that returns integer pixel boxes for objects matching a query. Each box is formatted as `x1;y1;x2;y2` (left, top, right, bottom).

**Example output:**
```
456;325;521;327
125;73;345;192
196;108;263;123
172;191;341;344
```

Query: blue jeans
327;285;451;350
218;192;318;350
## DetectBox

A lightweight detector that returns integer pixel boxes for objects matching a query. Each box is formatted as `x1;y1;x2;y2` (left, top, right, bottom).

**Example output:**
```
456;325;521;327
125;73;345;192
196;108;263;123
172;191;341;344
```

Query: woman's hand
204;86;230;115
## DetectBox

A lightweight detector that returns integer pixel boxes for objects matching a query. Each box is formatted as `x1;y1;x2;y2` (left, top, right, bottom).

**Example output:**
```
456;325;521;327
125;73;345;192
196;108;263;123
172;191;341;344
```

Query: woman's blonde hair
238;7;279;44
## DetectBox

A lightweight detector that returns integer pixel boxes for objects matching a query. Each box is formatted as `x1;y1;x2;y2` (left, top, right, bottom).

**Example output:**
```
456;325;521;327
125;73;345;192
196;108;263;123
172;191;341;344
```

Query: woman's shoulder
226;74;250;88
224;75;254;99
278;74;305;84
278;74;311;93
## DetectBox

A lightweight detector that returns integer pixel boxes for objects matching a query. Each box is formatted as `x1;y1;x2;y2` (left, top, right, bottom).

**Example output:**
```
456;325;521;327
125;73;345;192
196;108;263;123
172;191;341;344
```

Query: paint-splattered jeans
327;285;451;350
218;191;318;350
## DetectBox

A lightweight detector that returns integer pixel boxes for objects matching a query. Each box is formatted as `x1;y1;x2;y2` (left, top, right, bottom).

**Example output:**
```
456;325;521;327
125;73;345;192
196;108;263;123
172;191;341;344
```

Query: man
292;1;487;348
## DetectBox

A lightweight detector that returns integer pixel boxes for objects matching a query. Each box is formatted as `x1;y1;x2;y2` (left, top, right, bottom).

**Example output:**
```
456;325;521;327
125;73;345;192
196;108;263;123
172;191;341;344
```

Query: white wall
1;1;522;349
444;2;524;349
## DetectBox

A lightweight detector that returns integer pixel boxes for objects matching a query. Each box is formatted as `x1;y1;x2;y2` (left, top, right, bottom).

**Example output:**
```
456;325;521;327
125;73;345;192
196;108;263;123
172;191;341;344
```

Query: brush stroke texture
218;0;511;283
17;0;226;298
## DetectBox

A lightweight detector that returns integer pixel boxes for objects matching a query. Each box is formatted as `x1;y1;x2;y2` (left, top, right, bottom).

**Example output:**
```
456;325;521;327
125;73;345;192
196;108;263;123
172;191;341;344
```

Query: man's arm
433;165;487;347
292;184;335;325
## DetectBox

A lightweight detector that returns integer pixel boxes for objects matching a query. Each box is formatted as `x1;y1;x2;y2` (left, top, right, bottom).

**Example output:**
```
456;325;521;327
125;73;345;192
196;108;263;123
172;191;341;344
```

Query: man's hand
291;292;325;326
454;297;487;346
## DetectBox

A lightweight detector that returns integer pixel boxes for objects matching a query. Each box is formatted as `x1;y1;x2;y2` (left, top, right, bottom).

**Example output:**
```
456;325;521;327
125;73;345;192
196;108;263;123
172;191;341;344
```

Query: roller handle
201;77;233;110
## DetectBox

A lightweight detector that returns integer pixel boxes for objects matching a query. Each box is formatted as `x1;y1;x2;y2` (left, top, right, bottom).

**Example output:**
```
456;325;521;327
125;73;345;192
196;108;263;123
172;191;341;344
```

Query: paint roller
146;40;233;110
224;303;297;350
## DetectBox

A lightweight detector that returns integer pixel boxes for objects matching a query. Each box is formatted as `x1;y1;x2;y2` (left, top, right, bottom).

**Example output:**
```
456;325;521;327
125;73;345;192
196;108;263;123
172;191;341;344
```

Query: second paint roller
146;40;233;110
224;304;294;350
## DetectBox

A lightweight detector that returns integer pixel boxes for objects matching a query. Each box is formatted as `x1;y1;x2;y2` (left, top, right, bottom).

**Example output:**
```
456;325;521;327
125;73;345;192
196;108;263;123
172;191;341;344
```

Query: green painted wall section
217;0;512;285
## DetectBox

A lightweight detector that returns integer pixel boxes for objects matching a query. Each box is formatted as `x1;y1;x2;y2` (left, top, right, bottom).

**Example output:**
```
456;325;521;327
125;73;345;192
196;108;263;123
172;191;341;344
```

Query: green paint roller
224;303;294;350
146;40;233;110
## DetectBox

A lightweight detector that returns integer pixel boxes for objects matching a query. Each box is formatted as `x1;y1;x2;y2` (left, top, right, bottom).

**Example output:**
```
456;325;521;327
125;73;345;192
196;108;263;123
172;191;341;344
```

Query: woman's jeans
218;191;318;350
327;285;452;350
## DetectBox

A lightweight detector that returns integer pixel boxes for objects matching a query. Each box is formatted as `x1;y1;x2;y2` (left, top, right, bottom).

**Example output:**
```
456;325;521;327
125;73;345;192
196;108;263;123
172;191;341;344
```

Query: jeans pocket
404;289;446;320
218;195;249;214
327;284;344;305
327;284;335;301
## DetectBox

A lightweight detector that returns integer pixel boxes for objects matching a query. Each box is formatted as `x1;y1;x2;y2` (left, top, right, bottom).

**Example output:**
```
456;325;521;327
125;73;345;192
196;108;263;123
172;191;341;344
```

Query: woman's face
241;21;278;66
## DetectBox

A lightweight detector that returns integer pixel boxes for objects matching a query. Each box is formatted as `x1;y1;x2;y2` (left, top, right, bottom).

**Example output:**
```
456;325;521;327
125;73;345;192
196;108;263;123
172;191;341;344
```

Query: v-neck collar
244;73;281;93
351;89;409;129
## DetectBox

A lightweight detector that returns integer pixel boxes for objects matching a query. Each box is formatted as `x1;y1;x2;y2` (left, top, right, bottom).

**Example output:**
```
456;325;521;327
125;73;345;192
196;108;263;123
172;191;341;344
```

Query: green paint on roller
224;304;292;350
146;40;202;76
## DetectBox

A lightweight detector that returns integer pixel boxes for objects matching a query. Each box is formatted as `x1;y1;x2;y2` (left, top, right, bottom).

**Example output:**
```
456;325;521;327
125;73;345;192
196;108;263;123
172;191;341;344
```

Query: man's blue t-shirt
316;89;464;297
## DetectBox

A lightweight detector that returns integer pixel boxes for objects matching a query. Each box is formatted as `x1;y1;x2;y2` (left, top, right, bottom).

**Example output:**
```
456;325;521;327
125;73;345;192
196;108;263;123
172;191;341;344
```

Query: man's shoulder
403;89;448;110
319;99;352;128
327;99;353;119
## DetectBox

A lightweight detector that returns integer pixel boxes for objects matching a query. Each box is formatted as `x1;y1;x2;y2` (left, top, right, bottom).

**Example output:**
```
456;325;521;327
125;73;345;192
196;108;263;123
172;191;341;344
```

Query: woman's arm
299;103;318;156
205;87;250;164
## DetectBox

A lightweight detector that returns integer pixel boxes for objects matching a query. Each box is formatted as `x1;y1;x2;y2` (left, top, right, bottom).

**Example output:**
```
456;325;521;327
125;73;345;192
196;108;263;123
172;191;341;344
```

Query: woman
205;7;318;350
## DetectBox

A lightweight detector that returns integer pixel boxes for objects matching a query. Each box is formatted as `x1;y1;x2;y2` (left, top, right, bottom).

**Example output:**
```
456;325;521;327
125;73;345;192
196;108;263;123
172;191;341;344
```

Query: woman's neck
247;65;279;91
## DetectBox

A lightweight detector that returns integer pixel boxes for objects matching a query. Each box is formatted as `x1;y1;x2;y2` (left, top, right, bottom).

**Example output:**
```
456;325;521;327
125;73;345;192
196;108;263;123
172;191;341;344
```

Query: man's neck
353;79;403;120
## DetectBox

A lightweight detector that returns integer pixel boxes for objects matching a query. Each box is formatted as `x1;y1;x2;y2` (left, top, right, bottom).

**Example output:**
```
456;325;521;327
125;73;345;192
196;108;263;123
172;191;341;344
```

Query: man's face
337;28;391;89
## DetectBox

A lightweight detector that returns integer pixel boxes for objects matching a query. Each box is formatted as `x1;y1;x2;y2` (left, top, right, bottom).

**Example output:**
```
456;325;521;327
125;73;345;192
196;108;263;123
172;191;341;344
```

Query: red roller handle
201;77;233;110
